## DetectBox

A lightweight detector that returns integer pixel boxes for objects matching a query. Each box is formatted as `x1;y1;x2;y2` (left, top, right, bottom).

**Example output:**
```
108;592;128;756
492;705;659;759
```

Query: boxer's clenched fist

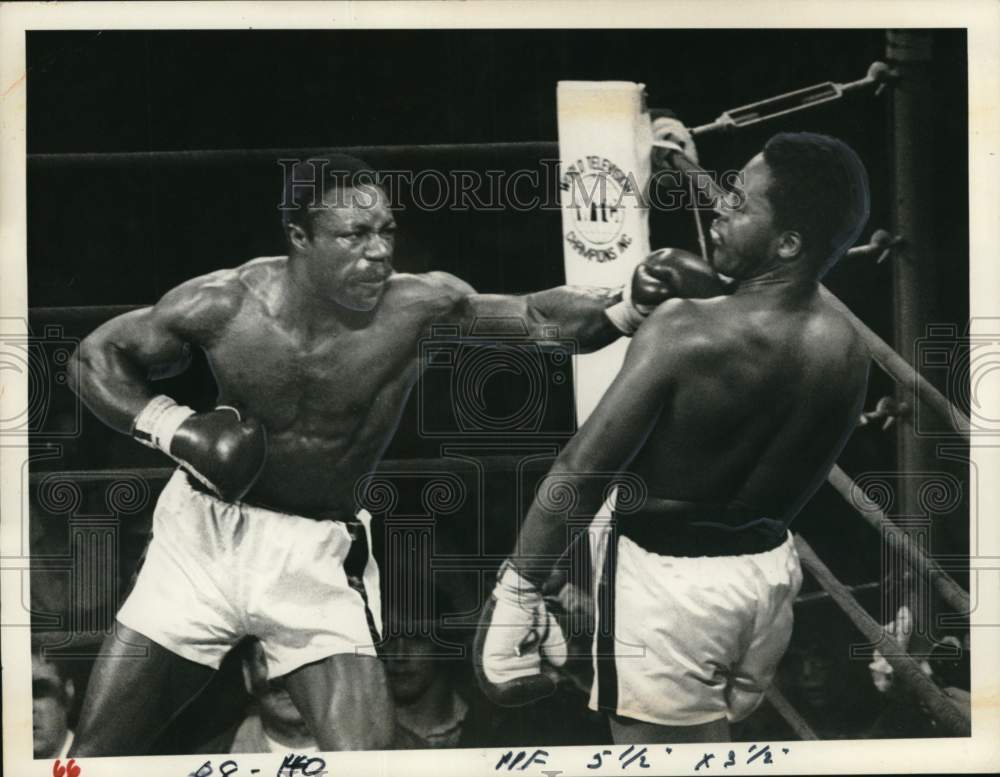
605;248;731;334
132;396;267;502
652;116;699;167
474;561;567;706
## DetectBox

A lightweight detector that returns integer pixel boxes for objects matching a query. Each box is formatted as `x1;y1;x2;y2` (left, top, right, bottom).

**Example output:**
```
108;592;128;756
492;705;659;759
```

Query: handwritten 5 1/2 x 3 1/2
493;743;791;772
181;744;791;777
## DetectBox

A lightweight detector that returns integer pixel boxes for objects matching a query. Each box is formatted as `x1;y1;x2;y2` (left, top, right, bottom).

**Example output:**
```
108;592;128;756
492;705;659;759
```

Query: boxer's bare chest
205;300;423;439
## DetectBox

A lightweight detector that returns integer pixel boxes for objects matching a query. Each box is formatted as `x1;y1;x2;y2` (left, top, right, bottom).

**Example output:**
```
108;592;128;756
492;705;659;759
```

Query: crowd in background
30;479;971;756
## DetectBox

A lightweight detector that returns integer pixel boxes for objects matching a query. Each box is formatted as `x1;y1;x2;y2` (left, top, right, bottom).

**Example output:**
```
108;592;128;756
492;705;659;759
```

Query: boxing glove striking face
606;248;732;334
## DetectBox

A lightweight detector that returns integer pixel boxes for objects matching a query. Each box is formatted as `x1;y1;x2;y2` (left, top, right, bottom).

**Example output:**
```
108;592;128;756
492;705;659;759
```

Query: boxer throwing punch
477;128;872;743
68;154;725;755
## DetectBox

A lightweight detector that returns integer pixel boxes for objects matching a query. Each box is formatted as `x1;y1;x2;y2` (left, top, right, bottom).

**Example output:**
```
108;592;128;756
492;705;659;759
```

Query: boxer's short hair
762;132;870;273
281;152;379;236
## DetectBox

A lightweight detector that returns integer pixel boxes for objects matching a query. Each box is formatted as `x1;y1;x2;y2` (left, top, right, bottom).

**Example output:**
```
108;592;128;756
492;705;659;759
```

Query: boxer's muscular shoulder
807;302;870;384
635;297;735;365
814;300;868;360
382;271;475;319
152;260;263;343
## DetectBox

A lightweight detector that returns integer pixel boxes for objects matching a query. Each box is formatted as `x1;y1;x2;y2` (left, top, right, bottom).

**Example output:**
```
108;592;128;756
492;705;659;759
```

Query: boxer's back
628;286;869;522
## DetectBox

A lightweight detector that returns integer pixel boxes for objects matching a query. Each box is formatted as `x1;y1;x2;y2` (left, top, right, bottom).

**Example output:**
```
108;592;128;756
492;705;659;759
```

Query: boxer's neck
734;255;817;296
283;256;374;335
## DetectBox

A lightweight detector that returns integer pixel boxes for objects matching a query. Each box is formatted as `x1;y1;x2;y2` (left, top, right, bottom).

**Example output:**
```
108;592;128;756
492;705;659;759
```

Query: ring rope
763;685;820;740
818;286;971;440
795;535;971;736
794;580;879;605
827;465;970;614
26;141;559;168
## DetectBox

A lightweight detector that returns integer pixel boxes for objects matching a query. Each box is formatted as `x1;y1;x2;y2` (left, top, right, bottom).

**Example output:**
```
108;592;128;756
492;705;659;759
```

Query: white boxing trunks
587;518;802;727
118;470;382;678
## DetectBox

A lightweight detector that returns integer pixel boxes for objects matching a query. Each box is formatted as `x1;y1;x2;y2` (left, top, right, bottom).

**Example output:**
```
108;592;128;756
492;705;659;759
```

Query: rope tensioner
689;61;898;137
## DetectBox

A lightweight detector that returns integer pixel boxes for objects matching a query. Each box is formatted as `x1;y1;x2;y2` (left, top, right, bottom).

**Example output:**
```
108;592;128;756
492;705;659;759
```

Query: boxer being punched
68;154;725;755
477;131;871;743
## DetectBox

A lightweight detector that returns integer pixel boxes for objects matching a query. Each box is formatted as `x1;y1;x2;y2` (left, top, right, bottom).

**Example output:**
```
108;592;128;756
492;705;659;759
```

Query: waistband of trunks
183;471;362;526
613;507;787;557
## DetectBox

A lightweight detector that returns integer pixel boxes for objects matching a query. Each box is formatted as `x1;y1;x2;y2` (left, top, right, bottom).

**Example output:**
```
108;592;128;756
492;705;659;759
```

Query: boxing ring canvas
2;5;998;777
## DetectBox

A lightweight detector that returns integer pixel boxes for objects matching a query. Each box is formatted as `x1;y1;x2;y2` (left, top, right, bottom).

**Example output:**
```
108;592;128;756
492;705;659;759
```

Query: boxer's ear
776;230;803;262
286;221;311;251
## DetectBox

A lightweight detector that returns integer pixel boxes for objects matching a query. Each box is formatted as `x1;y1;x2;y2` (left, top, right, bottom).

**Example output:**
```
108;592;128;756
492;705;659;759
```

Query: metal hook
859;396;911;431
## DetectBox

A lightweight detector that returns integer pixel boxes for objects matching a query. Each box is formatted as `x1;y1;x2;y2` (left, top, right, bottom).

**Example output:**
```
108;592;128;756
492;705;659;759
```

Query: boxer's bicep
456;286;620;351
72;275;241;432
417;271;478;334
523;286;621;352
72;307;189;432
87;278;232;377
444;292;527;333
104;308;190;374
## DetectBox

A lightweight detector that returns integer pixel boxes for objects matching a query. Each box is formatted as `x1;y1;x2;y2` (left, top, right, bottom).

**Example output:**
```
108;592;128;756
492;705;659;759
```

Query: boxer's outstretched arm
69;272;242;434
508;304;690;585
425;271;622;353
462;286;624;353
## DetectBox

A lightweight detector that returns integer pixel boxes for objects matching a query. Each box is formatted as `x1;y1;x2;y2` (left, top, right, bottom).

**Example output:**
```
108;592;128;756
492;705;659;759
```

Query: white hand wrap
604;282;651;335
131;395;195;452
482;563;566;684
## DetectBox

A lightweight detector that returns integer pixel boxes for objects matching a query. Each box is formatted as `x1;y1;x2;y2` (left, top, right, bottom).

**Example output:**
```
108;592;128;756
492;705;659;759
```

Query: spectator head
240;638;311;739
383;634;448;704
790;640;836;710
32;640;74;758
381;584;465;706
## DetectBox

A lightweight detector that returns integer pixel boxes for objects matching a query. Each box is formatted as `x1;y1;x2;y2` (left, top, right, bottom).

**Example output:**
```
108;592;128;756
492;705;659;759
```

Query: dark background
26;28;968;323
25;28;970;745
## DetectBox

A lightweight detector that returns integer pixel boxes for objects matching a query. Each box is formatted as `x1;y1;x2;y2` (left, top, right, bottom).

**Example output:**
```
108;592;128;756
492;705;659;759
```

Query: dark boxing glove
473;561;567;706
132;395;267;502
605;247;731;334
